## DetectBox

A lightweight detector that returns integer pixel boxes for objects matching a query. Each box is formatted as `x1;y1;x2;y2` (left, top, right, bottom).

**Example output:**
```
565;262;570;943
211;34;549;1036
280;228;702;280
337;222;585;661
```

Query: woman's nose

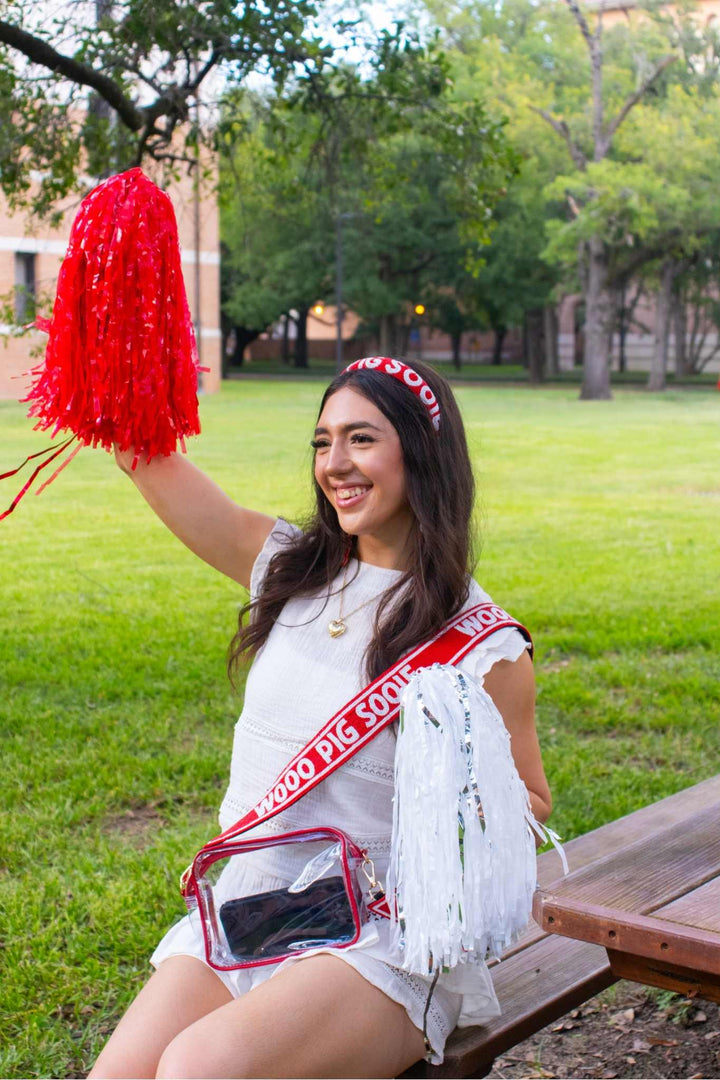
325;439;352;475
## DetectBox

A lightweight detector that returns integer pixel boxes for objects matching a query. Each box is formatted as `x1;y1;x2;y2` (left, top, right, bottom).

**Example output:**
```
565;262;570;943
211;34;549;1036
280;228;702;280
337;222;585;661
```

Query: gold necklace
328;561;382;638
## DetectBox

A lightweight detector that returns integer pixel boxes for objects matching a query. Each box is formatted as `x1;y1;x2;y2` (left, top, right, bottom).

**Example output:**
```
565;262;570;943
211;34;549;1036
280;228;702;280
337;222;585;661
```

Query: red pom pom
23;168;202;462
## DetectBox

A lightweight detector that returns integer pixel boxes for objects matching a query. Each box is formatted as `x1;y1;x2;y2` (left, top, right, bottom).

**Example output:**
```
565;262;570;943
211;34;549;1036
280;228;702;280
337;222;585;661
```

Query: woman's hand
113;445;276;588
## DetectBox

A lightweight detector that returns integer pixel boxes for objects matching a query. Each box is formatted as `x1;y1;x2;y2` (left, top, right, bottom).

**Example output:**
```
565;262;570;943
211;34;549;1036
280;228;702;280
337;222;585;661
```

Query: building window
14;252;36;324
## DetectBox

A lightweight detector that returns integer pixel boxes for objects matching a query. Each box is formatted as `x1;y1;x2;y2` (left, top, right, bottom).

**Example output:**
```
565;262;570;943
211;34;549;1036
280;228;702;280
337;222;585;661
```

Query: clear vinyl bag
182;827;373;971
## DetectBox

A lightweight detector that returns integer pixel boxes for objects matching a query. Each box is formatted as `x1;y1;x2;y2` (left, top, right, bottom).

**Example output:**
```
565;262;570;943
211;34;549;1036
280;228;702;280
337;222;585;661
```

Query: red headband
343;357;441;431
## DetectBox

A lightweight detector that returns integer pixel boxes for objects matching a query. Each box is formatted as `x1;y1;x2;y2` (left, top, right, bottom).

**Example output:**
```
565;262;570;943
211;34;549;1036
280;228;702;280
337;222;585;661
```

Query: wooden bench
399;775;720;1078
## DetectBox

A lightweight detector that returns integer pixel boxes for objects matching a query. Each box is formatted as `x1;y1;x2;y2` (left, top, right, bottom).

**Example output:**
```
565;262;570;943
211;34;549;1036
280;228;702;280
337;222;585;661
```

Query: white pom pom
387;664;545;975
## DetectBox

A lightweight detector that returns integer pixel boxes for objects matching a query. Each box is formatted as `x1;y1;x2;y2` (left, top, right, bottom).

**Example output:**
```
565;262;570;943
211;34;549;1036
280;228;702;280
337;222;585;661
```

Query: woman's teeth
338;486;368;499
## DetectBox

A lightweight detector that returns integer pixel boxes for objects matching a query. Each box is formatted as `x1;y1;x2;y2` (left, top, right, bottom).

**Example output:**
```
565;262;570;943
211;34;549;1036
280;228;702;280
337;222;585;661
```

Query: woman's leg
89;956;233;1079
156;953;428;1080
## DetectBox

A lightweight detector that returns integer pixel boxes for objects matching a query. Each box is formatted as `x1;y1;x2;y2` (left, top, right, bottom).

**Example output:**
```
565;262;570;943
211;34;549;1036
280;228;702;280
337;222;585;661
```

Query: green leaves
219;41;516;348
0;0;325;217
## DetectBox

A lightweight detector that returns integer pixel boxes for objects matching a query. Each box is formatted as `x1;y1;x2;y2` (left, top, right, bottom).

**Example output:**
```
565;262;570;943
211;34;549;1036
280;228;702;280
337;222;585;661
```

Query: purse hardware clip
360;854;386;902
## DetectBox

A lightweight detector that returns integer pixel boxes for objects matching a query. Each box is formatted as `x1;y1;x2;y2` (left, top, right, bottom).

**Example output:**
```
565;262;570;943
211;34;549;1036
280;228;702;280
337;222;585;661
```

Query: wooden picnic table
533;774;720;1005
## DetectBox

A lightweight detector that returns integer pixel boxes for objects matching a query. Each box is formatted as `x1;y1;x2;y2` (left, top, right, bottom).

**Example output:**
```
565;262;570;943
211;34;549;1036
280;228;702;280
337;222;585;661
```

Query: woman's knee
155;1026;261;1080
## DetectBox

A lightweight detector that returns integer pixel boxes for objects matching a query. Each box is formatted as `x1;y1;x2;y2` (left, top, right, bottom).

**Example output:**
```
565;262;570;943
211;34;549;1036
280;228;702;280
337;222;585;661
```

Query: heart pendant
328;619;347;638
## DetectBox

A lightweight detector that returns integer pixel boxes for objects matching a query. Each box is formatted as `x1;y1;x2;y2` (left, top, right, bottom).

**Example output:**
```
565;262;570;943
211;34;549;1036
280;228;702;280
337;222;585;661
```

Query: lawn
1;381;719;1078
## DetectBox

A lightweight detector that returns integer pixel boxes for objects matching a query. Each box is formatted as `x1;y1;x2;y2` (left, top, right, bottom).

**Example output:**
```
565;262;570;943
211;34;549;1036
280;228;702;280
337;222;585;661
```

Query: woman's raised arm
115;447;276;588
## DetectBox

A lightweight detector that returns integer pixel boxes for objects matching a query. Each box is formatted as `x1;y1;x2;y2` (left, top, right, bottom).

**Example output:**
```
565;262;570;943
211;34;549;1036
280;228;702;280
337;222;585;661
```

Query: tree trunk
225;325;262;370
398;322;411;357
581;235;613;400
451;332;462;371
649;260;673;392
492;327;506;365
543;306;559;376
379;314;398;356
526;309;545;383
617;282;627;374
281;313;290;365
294;306;309;368
673;288;687;379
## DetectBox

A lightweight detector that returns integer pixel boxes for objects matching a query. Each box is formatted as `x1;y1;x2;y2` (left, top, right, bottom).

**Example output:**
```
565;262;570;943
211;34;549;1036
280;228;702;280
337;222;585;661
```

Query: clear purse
183;826;381;971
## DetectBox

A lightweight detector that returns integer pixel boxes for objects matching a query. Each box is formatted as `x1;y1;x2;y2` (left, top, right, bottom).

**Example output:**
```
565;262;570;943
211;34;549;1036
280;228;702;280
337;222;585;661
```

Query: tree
340;102;516;355
524;0;676;398
422;0;574;378
219;46;516;366
0;0;331;219
219;99;336;368
424;0;720;396
543;77;720;390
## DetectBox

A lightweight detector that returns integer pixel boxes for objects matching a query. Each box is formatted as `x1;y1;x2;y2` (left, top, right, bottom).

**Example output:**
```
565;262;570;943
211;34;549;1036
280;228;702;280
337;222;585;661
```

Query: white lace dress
151;519;530;1063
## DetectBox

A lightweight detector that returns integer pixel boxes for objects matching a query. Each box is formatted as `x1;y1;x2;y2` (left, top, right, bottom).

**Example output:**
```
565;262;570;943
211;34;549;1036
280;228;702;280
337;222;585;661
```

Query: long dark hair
228;358;477;683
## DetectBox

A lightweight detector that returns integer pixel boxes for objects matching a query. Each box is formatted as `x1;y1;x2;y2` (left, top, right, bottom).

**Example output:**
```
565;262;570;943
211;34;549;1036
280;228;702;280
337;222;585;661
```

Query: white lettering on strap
255;791;275;816
316;738;334;764
337;718;359;744
296;757;315;780
368;692;390;717
285;769;300;792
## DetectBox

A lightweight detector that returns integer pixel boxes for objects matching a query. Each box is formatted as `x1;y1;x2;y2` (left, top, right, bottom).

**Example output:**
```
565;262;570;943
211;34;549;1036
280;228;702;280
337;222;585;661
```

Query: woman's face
313;387;414;567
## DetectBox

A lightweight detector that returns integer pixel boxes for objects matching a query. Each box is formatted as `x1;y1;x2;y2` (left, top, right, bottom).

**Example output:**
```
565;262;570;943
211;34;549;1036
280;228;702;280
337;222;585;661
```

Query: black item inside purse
219;876;356;961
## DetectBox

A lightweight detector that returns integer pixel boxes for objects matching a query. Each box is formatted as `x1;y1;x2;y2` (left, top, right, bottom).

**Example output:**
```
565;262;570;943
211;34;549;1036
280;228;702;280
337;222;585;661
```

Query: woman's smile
333;483;372;508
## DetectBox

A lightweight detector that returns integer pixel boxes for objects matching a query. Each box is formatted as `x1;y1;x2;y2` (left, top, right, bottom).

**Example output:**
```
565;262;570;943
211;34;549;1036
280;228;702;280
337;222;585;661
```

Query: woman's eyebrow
313;421;384;436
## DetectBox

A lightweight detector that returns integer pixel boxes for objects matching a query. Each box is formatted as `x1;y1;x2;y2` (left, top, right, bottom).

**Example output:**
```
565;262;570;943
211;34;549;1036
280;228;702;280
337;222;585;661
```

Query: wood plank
536;775;720;886
608;949;720;1004
399;937;613;1079
501;776;720;961
655;876;720;934
532;895;720;975
536;804;720;912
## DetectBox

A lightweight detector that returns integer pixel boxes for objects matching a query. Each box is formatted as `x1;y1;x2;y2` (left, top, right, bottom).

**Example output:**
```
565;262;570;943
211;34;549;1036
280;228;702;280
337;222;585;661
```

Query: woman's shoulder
249;518;302;600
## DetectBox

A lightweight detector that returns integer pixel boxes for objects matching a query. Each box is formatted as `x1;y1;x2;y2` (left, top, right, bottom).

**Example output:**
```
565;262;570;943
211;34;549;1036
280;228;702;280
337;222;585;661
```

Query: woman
91;357;552;1080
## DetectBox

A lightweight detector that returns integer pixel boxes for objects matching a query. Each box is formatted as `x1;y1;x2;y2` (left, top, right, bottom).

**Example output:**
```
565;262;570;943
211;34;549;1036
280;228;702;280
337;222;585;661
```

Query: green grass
230;355;718;387
1;381;719;1077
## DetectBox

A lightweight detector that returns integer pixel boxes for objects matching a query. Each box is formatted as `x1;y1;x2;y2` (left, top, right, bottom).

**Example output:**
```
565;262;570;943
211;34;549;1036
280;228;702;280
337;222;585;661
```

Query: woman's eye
351;434;374;444
310;439;329;451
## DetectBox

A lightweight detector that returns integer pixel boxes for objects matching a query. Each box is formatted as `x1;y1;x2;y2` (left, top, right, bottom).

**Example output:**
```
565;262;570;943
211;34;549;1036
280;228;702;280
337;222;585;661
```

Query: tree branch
564;0;595;56
0;18;145;132
601;54;677;155
530;107;587;170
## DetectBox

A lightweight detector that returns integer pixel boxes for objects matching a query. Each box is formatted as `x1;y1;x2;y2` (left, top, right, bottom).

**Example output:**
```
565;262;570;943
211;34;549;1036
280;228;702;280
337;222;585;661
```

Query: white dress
152;519;530;1064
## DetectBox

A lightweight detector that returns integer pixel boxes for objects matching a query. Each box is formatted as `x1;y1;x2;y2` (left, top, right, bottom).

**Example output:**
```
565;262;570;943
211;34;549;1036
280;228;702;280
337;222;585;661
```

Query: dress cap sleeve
249;518;302;602
456;578;532;684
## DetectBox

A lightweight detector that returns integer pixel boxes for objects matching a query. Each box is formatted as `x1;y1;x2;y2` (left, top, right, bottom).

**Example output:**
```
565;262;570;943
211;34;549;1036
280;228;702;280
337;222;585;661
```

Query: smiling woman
92;357;552;1080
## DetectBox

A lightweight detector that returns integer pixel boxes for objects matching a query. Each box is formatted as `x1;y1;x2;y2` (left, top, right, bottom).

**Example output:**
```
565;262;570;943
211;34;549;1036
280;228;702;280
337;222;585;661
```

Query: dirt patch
539;659;573;674
102;804;165;845
488;982;720;1079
